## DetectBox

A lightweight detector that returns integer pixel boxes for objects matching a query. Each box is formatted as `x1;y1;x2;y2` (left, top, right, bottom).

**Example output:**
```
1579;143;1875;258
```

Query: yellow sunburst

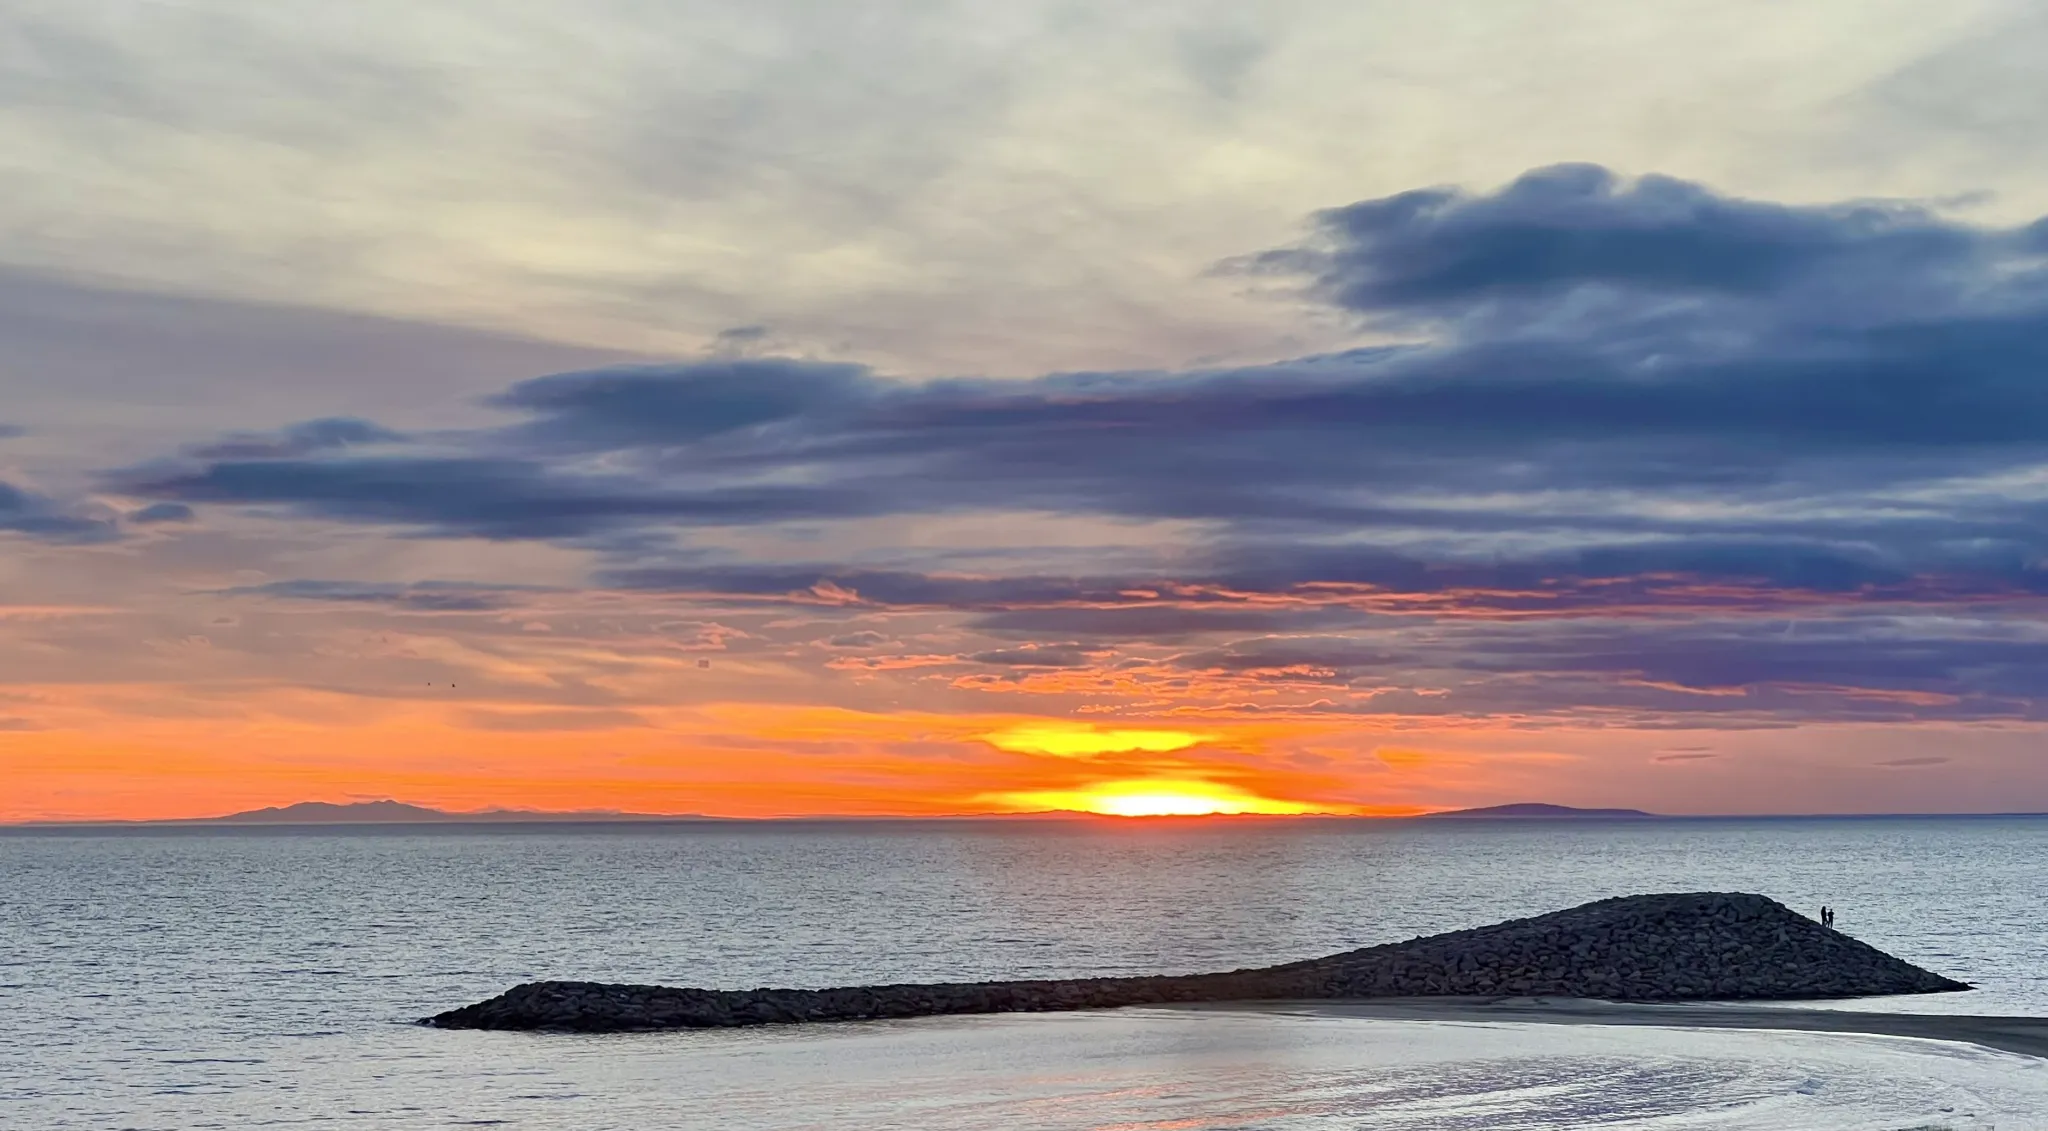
991;778;1326;817
979;724;1213;759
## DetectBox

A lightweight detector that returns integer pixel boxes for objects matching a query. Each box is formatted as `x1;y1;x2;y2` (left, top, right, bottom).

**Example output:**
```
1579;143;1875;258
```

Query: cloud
605;566;1145;609
127;502;194;524
972;606;1333;640
114;168;2048;588
1266;162;1983;313
967;643;1098;668
218;579;536;612
93;168;2048;725
979;723;1214;759
488;358;871;448
1875;755;1950;767
0;479;116;543
115;455;875;540
1149;617;2048;723
0;265;645;465
186;417;407;460
462;708;650;732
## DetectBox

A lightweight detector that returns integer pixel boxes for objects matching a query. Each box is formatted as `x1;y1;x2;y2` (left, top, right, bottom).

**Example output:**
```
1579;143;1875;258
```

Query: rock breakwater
424;892;1968;1032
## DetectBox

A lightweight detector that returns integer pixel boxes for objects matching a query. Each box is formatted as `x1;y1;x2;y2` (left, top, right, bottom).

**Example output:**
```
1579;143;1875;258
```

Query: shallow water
7;817;2048;1127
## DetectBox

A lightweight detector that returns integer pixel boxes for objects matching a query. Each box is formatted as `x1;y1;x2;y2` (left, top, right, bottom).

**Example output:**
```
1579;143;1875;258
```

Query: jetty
423;892;1968;1032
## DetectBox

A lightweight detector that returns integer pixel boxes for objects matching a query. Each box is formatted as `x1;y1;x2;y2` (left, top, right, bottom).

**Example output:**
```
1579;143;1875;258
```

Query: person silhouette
1821;905;1834;928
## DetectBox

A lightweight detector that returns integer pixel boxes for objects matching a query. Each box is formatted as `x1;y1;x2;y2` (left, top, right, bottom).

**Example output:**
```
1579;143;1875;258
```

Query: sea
6;816;2048;1130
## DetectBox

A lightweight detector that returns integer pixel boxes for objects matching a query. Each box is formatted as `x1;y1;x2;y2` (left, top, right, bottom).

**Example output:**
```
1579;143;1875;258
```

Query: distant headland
28;800;723;826
424;891;1967;1032
1421;803;1658;819
209;800;708;824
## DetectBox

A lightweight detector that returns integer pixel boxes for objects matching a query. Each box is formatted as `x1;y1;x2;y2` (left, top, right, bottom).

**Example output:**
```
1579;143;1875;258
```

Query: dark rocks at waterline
422;892;1969;1032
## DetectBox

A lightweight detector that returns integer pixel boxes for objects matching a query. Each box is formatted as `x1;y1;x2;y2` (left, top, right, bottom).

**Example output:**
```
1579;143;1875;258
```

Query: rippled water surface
7;817;2048;1128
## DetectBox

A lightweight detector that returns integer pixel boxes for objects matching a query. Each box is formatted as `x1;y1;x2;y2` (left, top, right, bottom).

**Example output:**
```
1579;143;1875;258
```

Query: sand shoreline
1183;997;2048;1059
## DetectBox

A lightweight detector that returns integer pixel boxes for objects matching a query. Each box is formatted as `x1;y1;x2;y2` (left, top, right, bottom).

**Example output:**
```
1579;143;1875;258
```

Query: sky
8;0;2048;820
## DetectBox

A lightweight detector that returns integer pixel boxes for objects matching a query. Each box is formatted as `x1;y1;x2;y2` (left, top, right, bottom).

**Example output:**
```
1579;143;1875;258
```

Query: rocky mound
424;892;1968;1031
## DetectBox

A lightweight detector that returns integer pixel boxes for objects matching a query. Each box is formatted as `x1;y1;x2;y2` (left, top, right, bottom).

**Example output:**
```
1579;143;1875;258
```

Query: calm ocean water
6;817;2048;1129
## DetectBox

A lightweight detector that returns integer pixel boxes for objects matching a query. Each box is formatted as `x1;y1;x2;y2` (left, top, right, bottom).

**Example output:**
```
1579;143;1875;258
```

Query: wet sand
1189;997;2048;1060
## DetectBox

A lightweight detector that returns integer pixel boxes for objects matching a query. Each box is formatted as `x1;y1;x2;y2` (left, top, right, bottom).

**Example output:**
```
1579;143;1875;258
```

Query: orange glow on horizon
978;723;1213;758
989;778;1338;817
0;689;1461;823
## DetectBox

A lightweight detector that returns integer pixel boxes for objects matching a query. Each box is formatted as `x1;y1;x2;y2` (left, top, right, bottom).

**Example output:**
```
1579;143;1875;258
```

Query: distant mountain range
1421;803;1658;819
20;798;1665;826
180;800;714;824
25;801;2048;827
204;801;1661;824
21;800;2048;827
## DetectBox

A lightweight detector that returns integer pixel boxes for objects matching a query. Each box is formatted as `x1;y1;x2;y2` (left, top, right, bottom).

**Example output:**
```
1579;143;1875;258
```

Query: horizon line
12;806;2048;828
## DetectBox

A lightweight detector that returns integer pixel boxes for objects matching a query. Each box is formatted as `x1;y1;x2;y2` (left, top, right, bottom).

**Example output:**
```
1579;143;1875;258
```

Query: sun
990;779;1330;817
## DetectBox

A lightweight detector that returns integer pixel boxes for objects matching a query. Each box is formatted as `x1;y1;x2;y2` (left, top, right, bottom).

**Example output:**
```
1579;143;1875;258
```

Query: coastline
1186;997;2048;1060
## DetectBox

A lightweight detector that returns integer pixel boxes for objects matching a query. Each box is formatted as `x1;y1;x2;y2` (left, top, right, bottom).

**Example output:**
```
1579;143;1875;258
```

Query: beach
1200;997;2048;1060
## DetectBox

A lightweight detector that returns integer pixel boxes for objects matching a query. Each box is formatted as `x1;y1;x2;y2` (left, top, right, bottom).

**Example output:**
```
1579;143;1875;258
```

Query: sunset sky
8;1;2048;820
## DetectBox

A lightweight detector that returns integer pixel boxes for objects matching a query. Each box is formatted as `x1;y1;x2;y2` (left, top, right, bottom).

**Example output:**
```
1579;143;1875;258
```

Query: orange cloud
988;778;1338;816
1376;746;1435;769
978;723;1214;759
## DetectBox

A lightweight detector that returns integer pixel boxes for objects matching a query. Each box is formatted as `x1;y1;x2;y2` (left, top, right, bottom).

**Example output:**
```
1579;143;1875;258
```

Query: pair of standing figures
1819;905;1836;928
